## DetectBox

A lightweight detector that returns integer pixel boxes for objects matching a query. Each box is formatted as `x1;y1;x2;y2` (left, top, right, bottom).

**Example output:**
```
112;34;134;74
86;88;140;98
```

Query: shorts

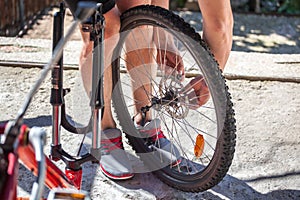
64;0;115;15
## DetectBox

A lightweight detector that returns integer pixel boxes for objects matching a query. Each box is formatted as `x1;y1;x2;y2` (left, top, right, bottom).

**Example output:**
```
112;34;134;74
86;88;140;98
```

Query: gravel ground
0;7;300;200
0;66;299;200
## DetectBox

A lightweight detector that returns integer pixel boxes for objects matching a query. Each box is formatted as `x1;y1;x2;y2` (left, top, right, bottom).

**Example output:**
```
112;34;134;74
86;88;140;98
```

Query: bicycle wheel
111;5;236;192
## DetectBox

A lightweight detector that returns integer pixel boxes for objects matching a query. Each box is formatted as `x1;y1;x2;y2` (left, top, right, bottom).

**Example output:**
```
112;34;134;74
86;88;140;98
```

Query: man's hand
156;49;184;80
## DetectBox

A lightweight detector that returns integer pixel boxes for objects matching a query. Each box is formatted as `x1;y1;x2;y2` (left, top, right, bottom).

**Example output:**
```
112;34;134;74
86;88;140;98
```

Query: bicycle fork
49;3;104;189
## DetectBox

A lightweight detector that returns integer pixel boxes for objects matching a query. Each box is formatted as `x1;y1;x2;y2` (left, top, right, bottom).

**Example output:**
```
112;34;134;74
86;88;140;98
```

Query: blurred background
1;0;300;37
172;0;300;14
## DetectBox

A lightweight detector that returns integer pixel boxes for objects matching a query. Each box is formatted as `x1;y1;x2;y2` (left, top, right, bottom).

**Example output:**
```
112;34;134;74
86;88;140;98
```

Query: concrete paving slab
1;37;299;82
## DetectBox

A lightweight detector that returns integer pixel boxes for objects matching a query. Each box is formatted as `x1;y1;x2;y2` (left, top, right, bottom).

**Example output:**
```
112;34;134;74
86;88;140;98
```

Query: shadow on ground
17;161;300;200
12;116;300;199
85;166;300;199
178;11;300;54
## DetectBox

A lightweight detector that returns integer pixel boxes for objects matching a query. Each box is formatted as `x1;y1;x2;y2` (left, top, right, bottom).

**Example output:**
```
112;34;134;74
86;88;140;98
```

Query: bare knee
104;7;120;38
204;12;233;37
116;0;152;14
198;0;234;42
79;7;120;60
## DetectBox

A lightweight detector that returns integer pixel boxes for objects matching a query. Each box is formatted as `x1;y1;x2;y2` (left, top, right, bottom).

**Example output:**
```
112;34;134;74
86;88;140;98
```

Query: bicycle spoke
112;7;236;191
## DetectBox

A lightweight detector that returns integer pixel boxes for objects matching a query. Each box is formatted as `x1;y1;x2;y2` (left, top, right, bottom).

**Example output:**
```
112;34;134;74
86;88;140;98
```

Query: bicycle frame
0;2;104;199
0;125;19;200
38;2;105;190
48;2;104;190
0;123;48;200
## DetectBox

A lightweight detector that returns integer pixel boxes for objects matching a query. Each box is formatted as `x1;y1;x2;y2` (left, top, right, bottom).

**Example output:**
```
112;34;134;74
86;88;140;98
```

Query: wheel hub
156;76;189;119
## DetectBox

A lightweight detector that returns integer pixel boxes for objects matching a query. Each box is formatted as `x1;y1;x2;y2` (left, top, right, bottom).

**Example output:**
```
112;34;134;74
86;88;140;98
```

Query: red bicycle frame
0;2;102;200
18;145;76;190
0;151;18;200
0;122;87;199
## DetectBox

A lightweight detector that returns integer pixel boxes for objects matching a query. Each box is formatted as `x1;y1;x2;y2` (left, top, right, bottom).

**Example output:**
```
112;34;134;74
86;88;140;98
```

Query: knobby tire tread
112;5;236;192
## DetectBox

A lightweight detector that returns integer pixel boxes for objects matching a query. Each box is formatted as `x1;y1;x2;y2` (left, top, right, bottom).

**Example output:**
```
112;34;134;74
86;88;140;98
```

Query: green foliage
259;0;300;14
233;0;300;15
176;0;187;8
278;0;300;14
174;0;300;14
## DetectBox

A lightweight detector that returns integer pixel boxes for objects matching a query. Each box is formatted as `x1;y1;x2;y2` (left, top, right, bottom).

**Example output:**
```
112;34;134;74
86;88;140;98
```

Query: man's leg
79;7;120;130
198;0;233;70
116;0;154;124
116;0;183;122
151;0;168;8
115;1;181;165
79;6;134;180
125;30;155;124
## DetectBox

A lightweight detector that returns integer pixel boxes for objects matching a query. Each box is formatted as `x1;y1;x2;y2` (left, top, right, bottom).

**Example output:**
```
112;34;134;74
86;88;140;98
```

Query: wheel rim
112;19;229;182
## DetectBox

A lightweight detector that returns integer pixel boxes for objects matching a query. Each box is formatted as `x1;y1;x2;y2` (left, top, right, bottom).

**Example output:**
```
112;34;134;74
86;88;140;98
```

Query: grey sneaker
136;119;181;166
100;129;134;180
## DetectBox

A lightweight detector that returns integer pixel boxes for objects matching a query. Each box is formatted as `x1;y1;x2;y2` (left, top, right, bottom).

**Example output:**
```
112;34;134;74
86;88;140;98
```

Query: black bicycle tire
112;5;236;192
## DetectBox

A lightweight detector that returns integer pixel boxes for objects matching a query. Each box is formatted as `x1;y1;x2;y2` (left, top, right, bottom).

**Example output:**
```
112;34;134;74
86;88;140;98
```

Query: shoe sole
100;164;134;180
171;158;182;167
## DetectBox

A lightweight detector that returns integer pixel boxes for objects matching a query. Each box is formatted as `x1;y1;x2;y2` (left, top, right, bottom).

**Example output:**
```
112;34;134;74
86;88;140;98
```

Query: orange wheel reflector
194;134;205;158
